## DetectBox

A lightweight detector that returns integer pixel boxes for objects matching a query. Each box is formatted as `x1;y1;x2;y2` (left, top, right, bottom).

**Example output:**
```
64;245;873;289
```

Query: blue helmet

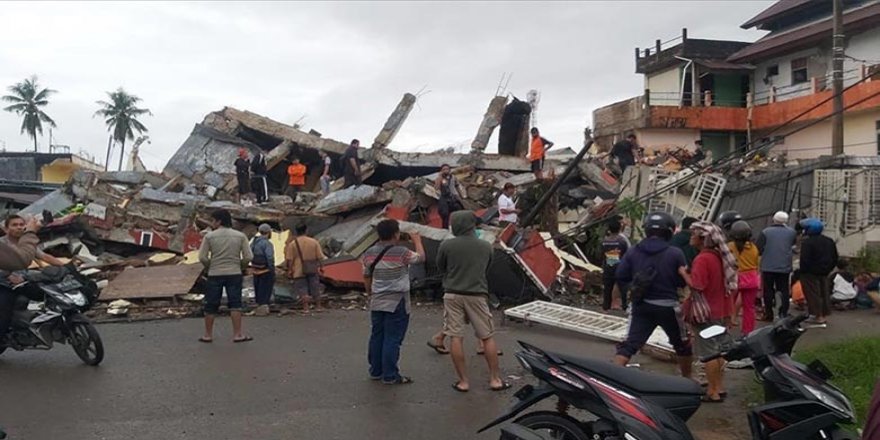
799;217;824;235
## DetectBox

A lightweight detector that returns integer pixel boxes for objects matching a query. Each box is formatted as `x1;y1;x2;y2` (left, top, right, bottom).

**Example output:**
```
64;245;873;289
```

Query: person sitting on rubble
435;164;465;230
496;182;520;226
528;127;554;180
250;150;269;204
234;148;251;203
830;260;857;310
285;157;307;204
342;139;362;188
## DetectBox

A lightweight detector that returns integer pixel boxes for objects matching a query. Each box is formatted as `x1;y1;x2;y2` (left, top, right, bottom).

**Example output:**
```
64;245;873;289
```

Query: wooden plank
100;264;204;300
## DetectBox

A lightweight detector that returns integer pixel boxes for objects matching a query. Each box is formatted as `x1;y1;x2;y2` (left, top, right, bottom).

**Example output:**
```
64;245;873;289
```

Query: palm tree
2;75;57;152
95;88;151;171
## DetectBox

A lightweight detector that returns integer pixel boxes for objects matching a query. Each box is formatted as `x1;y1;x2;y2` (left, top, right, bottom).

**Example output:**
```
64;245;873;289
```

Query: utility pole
831;0;845;155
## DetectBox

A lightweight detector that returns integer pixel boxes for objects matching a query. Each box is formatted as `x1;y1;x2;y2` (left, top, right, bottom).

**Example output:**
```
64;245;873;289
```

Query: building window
766;65;779;77
791;57;808;84
140;231;153;247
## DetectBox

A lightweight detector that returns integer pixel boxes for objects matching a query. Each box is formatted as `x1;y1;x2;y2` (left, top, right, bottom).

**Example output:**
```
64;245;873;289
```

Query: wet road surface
0;306;762;440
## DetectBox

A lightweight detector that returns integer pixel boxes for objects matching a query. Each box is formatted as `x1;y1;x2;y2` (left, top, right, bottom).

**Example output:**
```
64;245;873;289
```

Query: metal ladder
504;301;674;360
684;173;727;221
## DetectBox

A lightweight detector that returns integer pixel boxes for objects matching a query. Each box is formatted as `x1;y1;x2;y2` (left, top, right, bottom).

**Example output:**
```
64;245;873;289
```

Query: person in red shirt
688;221;738;403
528;127;553;180
286;158;307;203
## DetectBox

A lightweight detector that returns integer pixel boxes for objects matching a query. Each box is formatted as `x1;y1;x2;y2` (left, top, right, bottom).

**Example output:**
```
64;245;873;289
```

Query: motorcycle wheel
70;322;104;366
505;412;590;440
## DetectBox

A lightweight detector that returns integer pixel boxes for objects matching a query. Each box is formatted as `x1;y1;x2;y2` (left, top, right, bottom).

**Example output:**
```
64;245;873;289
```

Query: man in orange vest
528;127;554;180
286;158;307;203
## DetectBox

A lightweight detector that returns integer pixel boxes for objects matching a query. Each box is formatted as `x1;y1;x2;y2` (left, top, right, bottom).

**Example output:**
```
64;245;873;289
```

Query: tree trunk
117;137;126;171
33;134;37;152
104;135;113;172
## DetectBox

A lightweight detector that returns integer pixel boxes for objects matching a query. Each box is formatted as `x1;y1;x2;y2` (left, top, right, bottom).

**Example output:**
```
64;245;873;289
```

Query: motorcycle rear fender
477;384;555;433
750;400;849;440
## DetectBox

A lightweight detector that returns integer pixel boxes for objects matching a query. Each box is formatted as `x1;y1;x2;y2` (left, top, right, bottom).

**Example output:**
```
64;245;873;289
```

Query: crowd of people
603;208;880;403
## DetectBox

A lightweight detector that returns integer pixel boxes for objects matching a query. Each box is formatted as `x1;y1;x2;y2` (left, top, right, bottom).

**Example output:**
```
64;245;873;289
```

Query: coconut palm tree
95;88;151;171
2;75;57;152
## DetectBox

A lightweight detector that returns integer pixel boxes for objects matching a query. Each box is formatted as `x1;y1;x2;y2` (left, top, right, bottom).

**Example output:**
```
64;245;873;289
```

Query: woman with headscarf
688;221;737;403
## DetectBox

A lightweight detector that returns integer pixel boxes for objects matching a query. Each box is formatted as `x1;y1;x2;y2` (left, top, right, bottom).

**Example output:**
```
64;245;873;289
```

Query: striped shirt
361;243;424;313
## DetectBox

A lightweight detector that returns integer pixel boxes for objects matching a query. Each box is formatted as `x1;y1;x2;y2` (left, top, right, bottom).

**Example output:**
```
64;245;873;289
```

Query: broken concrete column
470;95;508;153
266;139;294;170
372;93;416;149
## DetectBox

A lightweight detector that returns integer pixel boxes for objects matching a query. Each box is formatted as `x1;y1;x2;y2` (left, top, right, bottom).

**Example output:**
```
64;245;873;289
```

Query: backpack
628;250;664;304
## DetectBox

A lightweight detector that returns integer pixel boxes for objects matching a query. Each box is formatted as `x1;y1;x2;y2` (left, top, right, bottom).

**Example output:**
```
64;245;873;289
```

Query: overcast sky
0;1;773;170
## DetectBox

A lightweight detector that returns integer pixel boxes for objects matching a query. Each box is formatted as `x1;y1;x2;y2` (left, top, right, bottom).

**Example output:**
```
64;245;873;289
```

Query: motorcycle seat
557;353;702;395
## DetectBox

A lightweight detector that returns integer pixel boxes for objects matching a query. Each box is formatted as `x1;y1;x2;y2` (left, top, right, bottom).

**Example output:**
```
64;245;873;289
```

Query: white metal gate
684;173;727;221
504;301;675;360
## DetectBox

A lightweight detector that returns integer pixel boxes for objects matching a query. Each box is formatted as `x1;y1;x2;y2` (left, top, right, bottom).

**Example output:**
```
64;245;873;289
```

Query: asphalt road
0;306;769;440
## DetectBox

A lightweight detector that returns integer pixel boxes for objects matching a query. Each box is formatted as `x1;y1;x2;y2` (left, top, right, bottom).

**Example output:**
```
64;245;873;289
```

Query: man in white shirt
497;183;520;225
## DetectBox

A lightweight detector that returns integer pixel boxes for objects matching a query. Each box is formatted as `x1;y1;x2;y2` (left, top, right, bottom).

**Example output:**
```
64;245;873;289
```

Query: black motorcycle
0;264;104;366
480;314;858;440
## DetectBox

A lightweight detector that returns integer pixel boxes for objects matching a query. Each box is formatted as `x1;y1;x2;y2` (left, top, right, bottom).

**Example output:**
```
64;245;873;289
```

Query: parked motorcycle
480;314;858;440
0;264;104;366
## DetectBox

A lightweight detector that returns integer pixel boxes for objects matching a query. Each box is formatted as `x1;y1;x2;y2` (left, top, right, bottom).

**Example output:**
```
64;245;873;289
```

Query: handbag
293;238;321;276
683;289;712;325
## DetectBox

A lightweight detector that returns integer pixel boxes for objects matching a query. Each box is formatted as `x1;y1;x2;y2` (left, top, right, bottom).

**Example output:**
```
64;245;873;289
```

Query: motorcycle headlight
803;384;854;418
66;293;87;307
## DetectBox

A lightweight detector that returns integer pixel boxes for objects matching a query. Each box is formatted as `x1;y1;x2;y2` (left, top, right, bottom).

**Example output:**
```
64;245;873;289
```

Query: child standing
728;220;760;336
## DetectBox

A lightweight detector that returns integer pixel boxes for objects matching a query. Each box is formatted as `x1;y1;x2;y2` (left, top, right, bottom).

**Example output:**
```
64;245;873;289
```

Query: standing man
319;150;332;196
250;224;275;317
439;211;508;392
286;224;327;313
342;139;362;188
528;127;554;180
435;164;465;230
198;209;253;343
613;212;693;378
601;219;629;312
689;140;706;165
611;133;638;175
234;148;251;203
756;211;797;321
250;150;269;204
285;157;307;204
798;218;838;326
362;220;425;385
497;182;520;226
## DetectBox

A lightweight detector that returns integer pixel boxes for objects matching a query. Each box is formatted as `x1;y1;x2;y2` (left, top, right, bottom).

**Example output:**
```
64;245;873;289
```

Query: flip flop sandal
451;383;469;393
427;341;449;355
490;381;512;392
476;350;504;356
198;337;213;343
233;336;254;343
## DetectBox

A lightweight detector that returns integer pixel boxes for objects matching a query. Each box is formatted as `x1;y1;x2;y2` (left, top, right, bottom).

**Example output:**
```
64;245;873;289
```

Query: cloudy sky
0;1;773;170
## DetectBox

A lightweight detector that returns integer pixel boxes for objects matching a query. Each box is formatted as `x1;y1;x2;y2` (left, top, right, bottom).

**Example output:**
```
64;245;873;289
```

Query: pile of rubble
12;95;633;321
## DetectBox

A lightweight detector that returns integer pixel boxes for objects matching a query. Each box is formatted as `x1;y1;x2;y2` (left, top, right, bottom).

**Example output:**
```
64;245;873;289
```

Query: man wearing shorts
439;211;509;392
286;224;326;313
198;209;253;343
528;127;554;180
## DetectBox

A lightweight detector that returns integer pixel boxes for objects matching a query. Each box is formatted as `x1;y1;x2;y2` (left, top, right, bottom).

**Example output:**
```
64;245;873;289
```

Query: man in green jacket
670;216;698;267
438;211;509;392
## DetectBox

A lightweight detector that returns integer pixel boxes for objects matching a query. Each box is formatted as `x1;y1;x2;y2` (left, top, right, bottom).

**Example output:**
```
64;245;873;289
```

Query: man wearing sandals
439;211;509;393
362;219;425;385
198;209;253;344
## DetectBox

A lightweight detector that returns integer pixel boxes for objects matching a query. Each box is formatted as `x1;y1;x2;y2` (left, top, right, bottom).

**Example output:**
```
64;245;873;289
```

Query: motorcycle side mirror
699;325;727;339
